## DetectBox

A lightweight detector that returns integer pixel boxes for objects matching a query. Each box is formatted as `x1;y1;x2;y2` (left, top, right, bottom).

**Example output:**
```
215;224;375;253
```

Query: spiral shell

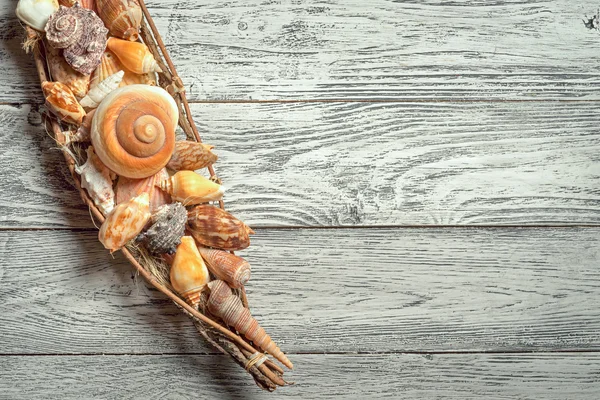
96;0;142;41
157;171;225;205
79;70;124;108
45;6;81;49
137;203;187;255
167;141;218;171
47;46;90;99
170;236;211;308
116;168;171;213
187;205;254;251
107;37;162;74
90;85;178;179
16;0;59;32
75;146;116;216
198;247;251;289
207;280;293;369
98;192;151;252
42;81;86;125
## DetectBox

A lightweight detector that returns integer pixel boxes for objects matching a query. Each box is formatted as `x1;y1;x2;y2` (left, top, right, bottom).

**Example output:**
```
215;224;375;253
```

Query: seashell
98;192;151;252
16;0;59;32
116;168;171;213
96;0;142;41
187;205;254;251
157;171;225;206
42;81;86;125
137;203;187;255
91;50;156;90
46;5;108;75
59;0;95;10
46;46;90;99
198;247;251;289
90;85;178;179
79;70;124;108
106;37;163;74
75;146;116;216
167;141;218;171
170;236;211;308
207;280;293;369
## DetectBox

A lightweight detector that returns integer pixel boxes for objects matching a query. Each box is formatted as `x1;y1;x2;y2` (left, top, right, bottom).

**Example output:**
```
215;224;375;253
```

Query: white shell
16;0;59;32
79;70;124;108
75;146;116;216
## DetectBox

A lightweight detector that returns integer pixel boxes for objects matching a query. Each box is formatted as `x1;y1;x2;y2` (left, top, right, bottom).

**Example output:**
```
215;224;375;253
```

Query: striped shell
198;247;251;289
187;205;254;251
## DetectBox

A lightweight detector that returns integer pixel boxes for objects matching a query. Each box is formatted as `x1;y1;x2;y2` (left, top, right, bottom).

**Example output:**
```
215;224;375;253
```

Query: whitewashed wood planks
1;228;598;354
2;353;599;399
1;102;598;228
3;0;600;102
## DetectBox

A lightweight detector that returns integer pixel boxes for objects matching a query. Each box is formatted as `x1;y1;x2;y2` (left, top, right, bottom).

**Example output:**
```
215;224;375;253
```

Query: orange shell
167;141;218;171
170;236;211;308
106;37;162;74
198;247;251;289
91;50;156;90
47;46;90;99
116;168;171;213
158;171;224;205
42;81;86;125
96;0;142;41
98;192;150;251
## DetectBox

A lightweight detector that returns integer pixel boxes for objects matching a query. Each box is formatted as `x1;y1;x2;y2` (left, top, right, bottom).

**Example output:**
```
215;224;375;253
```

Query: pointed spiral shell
90;85;178;179
198;247;251;289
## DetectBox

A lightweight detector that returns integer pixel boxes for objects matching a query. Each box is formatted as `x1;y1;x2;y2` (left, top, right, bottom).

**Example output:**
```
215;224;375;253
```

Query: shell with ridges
187;205;254;251
167;141;218;171
207;280;293;369
75;146;115;216
47;46;90;99
157;171;225;206
137;203;187;255
79;70;124;108
116;168;171;213
16;0;59;32
98;192;151;252
170;236;211;308
91;50;156;90
42;81;86;125
90;85;178;179
107;37;162;74
198;247;251;289
96;0;142;41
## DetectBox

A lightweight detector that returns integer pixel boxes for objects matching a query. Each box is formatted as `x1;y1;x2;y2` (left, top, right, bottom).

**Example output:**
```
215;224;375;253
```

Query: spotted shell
98;192;151;252
136;202;187;255
187;205;254;251
42;81;86;125
167;141;218;171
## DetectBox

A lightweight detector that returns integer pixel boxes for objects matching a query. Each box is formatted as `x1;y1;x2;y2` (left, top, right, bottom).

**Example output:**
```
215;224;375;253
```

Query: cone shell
91;50;155;90
75;146;115;216
170;236;211;308
198;247;251;289
79;70;124;108
107;37;162;74
207;280;293;369
116;168;171;213
16;0;59;32
90;85;178;179
136;203;186;255
187;205;254;251
98;192;151;251
42;81;86;125
96;0;142;41
167;141;218;171
47;46;90;99
158;171;224;205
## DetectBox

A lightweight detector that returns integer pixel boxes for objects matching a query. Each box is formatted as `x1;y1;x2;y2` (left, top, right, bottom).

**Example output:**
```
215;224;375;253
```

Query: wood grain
1;102;598;228
2;353;599;399
4;0;600;102
1;228;598;354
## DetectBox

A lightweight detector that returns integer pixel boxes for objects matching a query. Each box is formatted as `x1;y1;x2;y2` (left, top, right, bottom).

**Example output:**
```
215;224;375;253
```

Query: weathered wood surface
1;228;598;354
2;353;599;399
3;0;600;102
1;102;599;228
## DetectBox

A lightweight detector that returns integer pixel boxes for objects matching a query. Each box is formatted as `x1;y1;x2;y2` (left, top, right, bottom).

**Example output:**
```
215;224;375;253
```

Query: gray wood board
1;228;599;354
1;102;599;228
3;0;600;102
2;353;599;399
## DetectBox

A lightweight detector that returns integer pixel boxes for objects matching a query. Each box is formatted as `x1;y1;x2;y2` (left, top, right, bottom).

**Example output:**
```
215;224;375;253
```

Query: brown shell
187;205;254;251
137;203;187;255
167;141;218;171
96;0;142;41
198;247;251;289
207;280;293;369
42;81;86;125
116;168;171;213
46;46;90;99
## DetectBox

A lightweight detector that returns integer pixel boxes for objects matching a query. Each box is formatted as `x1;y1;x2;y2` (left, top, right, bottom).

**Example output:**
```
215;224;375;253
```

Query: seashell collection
21;0;291;389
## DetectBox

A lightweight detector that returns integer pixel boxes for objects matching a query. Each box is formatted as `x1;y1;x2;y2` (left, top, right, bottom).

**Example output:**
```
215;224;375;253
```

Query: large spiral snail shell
90;85;178;179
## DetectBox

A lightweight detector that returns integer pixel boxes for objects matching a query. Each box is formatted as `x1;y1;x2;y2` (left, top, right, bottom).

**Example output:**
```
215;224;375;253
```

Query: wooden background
1;0;599;398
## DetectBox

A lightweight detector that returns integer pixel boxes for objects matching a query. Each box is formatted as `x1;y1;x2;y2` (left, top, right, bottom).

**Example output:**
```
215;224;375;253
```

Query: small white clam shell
16;0;59;31
79;70;124;108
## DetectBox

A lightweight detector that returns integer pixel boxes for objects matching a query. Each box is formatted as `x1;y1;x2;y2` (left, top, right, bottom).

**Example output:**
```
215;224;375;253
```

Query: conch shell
167;141;218;171
75;146;116;216
187;205;254;251
46;46;90;99
16;0;59;31
116;168;171;213
90;85;178;179
79;70;124;108
207;280;293;369
157;171;225;205
98;192;151;252
107;37;162;74
42;81;86;125
136;203;186;255
170;236;211;308
96;0;142;41
198;247;251;289
91;50;155;90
